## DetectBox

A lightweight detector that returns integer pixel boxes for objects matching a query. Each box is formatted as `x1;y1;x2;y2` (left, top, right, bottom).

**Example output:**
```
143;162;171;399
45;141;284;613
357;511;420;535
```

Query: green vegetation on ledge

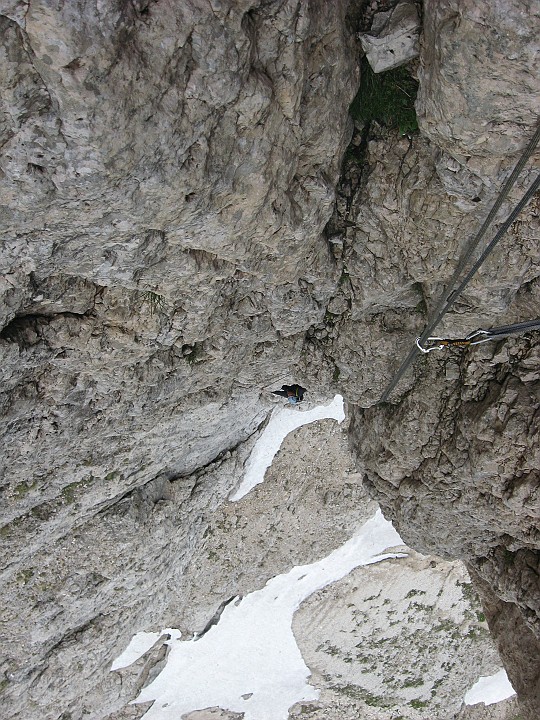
350;57;419;134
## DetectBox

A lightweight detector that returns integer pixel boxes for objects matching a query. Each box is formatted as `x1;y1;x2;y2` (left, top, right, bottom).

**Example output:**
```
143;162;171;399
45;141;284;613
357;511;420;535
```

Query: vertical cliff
1;0;539;718
1;1;358;716
344;1;540;717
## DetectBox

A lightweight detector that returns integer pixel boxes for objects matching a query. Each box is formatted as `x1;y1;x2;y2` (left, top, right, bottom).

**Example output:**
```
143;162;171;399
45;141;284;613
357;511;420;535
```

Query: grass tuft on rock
141;290;167;316
350;57;419;134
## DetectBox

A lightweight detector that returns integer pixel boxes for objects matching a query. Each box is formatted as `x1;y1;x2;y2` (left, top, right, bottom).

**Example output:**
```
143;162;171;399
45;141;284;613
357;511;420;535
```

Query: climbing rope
380;119;540;403
416;318;540;353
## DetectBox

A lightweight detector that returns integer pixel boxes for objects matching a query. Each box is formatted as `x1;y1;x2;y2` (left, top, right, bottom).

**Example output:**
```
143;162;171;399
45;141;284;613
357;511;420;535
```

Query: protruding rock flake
359;1;421;73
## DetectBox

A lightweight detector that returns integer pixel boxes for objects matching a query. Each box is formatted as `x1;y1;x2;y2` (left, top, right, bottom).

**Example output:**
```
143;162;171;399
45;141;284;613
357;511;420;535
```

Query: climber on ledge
271;384;306;404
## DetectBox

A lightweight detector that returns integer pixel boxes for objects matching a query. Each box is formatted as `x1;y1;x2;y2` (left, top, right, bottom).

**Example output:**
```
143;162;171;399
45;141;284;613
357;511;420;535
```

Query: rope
379;120;540;403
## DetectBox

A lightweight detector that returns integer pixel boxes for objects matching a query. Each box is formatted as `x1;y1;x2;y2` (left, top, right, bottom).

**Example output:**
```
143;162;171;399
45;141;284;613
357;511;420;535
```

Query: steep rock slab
293;551;512;720
351;337;540;715
0;1;358;717
2;0;539;717
417;0;540;160
346;1;540;716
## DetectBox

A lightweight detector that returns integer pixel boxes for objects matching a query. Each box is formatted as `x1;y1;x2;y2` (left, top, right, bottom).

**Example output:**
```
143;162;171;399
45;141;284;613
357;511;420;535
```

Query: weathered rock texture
110;420;511;720
351;341;540;717
345;1;540;718
359;0;420;73
1;0;358;717
1;0;539;718
293;547;504;720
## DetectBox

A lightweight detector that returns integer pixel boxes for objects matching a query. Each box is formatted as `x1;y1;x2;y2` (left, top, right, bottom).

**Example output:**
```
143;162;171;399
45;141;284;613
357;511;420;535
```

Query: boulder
359;1;421;73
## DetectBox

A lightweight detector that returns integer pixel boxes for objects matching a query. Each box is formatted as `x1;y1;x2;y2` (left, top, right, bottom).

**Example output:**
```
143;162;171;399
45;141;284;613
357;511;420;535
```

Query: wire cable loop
379;118;540;402
415;320;540;353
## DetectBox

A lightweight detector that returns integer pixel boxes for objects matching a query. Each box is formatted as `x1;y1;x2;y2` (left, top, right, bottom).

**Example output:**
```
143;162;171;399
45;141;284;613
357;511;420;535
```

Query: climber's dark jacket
271;384;306;404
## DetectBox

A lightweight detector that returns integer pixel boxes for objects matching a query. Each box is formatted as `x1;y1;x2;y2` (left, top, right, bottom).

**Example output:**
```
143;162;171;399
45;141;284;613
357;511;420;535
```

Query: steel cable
417;318;540;352
482;318;540;338
380;120;540;403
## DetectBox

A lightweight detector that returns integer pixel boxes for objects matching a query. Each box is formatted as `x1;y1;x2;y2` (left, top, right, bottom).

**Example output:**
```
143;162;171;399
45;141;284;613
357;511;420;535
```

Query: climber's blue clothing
272;384;306;403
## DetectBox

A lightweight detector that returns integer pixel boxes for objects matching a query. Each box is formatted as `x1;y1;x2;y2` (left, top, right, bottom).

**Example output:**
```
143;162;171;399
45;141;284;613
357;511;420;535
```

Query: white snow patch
112;395;406;719
111;632;162;671
111;629;181;671
464;668;516;706
119;510;405;720
229;394;345;501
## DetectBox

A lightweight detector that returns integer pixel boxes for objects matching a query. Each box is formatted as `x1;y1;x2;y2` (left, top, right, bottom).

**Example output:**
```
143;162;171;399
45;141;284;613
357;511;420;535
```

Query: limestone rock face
1;1;358;717
359;1;420;73
417;0;540;160
344;1;540;718
1;0;540;719
292;550;511;720
350;341;540;716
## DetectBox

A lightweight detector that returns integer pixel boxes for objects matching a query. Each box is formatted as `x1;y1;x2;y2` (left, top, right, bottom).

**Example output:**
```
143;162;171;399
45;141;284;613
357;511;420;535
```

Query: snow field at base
130;511;405;720
111;394;516;718
464;669;516;706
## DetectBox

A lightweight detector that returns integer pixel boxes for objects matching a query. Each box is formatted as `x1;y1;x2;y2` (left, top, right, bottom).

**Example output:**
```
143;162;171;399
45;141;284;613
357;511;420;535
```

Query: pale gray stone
359;1;420;73
1;0;540;719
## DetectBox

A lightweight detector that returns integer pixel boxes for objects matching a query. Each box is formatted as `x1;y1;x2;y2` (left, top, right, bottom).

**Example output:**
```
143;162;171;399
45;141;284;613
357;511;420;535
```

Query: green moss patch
350;58;419;134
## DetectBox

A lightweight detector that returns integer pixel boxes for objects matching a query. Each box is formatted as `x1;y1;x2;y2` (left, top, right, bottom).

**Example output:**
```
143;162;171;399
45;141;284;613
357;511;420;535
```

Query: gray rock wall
345;1;540;717
1;1;358;717
1;0;539;718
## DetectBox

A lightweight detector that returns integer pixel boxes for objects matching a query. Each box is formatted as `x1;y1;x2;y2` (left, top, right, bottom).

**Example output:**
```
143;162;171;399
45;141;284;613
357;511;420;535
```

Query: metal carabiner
416;337;446;353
